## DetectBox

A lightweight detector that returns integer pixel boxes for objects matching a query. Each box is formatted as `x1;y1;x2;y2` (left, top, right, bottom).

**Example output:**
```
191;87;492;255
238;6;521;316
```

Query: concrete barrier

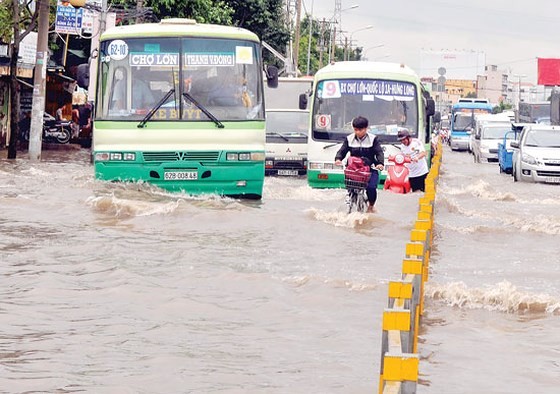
378;139;442;394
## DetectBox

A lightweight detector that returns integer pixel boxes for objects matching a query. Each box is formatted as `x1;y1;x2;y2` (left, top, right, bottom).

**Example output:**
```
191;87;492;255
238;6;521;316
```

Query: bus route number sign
107;40;129;61
315;114;331;130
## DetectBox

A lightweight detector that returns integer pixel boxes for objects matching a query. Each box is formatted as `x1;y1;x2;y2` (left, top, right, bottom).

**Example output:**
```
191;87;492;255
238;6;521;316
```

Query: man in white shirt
397;128;429;192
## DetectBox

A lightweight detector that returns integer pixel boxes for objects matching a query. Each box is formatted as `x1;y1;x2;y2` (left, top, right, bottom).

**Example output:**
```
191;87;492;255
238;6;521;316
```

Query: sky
305;0;560;85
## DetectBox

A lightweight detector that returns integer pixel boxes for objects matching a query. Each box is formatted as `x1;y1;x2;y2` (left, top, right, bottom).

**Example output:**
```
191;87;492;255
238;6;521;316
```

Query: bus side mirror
426;98;435;117
433;111;441;123
265;65;279;88
299;93;308;110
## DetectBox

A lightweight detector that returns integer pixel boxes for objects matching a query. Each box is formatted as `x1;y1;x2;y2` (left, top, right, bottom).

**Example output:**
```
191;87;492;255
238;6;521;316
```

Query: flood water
0;147;558;393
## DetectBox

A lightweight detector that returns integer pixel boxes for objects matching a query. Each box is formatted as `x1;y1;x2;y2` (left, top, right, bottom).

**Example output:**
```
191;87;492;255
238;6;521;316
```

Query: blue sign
338;79;416;98
55;4;83;35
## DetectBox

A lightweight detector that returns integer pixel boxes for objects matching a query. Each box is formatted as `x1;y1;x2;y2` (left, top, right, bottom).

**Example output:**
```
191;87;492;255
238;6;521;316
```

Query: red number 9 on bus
315;114;331;130
323;81;340;98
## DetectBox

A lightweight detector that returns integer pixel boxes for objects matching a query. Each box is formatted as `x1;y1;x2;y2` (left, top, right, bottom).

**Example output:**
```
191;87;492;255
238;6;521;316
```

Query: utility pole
318;18;325;69
136;0;144;23
330;26;336;62
293;0;302;76
28;0;50;161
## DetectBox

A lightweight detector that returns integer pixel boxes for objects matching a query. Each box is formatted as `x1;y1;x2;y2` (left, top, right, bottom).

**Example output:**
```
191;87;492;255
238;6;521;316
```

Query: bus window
312;79;418;143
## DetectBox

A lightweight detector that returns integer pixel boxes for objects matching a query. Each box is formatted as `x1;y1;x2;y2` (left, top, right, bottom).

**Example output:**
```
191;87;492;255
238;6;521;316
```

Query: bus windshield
265;110;309;143
97;37;264;122
311;79;418;143
452;108;492;131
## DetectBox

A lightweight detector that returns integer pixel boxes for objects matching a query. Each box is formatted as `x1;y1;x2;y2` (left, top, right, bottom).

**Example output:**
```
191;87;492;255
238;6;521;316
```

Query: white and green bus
304;61;435;188
93;18;278;198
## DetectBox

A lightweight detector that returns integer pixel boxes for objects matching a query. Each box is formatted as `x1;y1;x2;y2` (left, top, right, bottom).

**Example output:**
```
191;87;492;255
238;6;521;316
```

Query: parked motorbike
21;113;72;144
383;153;411;194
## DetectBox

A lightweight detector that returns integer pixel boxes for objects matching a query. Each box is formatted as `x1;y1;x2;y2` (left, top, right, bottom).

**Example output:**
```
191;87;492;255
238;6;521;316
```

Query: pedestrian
55;103;66;122
71;104;80;139
334;116;384;213
396;128;429;192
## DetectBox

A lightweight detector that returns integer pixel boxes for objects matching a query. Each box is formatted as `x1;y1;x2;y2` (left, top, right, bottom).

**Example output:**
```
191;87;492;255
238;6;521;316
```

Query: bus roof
452;101;493;110
101;18;260;43
314;61;420;81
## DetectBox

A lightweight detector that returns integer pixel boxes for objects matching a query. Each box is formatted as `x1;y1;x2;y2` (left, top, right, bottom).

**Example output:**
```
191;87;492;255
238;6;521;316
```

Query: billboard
537;58;560;86
419;50;486;80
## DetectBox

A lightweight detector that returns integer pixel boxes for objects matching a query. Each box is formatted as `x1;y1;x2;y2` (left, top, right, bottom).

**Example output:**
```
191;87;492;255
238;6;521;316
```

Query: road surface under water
0;147;558;393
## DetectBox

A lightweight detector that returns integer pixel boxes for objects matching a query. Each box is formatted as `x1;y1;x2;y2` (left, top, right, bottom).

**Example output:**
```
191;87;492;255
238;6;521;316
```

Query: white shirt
399;138;429;177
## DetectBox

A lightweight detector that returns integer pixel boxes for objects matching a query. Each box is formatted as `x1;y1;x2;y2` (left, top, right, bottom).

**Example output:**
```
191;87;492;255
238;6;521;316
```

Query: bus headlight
250;152;265;161
95;152;136;161
95;152;110;161
226;152;265;161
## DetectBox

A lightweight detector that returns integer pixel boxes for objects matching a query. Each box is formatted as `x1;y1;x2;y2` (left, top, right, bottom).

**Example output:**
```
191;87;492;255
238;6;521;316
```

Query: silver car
511;125;560;183
472;123;513;163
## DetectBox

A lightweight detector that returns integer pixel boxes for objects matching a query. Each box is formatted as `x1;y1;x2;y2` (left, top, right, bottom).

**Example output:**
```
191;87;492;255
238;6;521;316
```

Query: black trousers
366;170;380;205
409;173;428;192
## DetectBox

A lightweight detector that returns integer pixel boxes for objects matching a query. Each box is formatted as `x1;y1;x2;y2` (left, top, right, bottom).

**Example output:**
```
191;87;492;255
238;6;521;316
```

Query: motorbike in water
383;153;411;194
20;113;72;144
343;156;371;213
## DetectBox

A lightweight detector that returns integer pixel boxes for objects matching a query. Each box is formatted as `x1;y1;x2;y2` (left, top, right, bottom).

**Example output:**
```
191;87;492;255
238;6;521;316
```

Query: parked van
265;109;309;176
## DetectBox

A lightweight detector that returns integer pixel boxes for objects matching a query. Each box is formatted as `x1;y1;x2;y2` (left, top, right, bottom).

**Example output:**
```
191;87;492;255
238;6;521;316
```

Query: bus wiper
182;92;224;129
269;132;289;141
323;142;341;149
138;88;176;128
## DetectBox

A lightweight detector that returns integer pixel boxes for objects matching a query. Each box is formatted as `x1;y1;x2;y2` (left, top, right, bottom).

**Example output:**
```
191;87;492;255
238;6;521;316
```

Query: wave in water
437;195;560;235
442;179;560;205
281;275;379;292
264;178;343;201
442;179;515;201
86;195;181;218
426;280;560;314
305;207;387;228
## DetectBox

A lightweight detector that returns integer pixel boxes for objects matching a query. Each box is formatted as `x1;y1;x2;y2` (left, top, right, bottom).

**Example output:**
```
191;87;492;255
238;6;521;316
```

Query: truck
264;77;313;176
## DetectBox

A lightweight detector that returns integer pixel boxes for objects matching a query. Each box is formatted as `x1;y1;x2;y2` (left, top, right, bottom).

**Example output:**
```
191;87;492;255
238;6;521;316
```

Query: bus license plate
164;171;198;180
278;170;298;176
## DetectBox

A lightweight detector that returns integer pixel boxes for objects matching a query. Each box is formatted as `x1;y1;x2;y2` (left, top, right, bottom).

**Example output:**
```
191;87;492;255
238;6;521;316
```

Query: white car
511;125;560;183
472;123;513;163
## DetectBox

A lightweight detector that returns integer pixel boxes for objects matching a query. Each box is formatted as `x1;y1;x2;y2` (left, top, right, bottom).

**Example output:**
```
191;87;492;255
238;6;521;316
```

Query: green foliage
493;101;513;114
225;0;289;43
144;0;234;24
0;0;12;42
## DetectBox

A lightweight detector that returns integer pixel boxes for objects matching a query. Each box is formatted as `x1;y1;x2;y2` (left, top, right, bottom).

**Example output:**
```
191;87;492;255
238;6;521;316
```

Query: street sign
55;1;94;35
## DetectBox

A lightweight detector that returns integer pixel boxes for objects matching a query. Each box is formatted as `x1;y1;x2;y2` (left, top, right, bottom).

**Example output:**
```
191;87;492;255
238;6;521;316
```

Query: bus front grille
143;151;220;162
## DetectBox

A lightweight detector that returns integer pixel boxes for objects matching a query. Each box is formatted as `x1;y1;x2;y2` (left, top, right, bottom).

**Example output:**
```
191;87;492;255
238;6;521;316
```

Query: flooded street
1;147;559;393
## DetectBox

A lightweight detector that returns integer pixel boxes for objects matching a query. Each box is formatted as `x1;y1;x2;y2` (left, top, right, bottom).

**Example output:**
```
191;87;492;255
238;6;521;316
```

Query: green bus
94;18;277;198
304;61;435;188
